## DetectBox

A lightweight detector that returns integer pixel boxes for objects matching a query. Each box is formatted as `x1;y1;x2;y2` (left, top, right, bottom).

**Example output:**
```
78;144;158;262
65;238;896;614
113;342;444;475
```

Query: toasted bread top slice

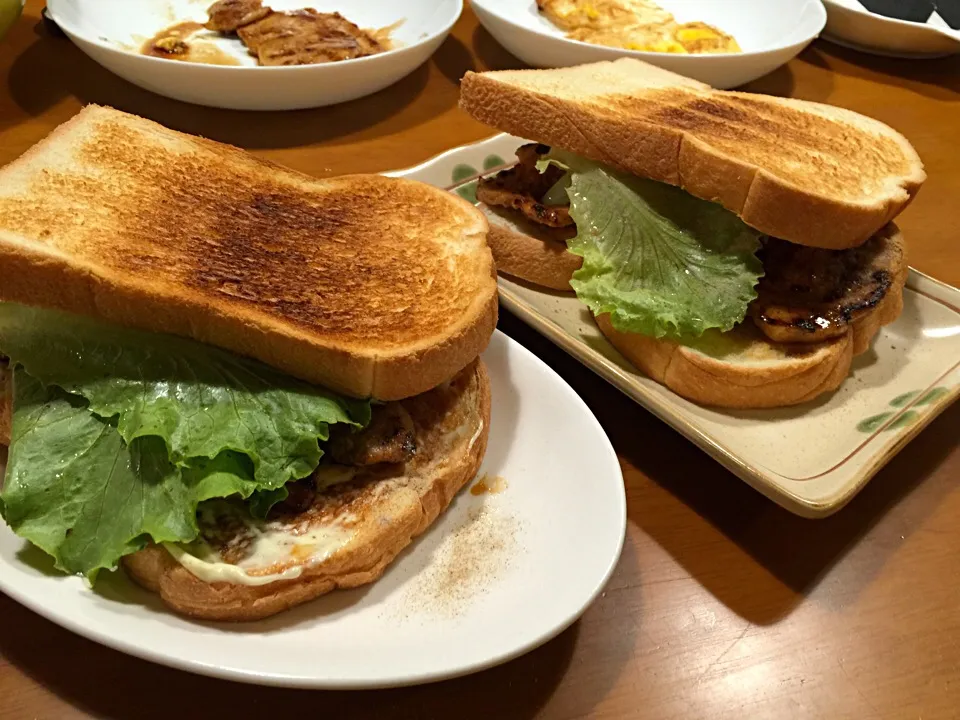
460;59;925;249
0;106;496;400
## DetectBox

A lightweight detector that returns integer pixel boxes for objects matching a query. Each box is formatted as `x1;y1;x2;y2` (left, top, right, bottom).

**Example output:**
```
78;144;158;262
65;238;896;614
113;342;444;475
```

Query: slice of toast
460;59;925;250
123;358;490;621
0;106;497;400
595;259;906;408
479;203;582;291
598;315;854;409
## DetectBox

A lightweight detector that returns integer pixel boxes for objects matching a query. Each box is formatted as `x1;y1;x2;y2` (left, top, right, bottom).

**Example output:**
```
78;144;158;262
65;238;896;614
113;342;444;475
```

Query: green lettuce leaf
0;304;373;579
553;154;764;338
0;371;264;580
0;303;370;490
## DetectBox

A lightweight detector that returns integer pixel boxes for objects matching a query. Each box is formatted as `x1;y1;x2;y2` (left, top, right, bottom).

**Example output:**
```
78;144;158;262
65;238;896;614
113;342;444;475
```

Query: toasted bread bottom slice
596;269;906;409
479;203;582;292
123;359;491;621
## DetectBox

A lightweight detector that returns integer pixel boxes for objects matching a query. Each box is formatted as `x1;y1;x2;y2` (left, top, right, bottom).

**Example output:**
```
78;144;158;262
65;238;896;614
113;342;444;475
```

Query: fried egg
536;0;741;54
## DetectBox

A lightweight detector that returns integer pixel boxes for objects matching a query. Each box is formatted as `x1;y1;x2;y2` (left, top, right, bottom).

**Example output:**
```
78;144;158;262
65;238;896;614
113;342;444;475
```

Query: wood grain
1;2;958;718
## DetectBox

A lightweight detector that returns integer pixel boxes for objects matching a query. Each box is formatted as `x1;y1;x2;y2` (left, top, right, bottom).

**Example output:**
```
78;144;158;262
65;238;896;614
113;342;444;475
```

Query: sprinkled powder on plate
389;504;521;621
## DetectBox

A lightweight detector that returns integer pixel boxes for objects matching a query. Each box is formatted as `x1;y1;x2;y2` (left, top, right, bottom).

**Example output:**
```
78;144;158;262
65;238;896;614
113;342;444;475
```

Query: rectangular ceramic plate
387;134;960;518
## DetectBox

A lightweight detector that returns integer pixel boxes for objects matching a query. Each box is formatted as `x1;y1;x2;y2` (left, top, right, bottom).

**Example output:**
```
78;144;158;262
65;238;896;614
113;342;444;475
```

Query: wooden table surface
1;3;958;718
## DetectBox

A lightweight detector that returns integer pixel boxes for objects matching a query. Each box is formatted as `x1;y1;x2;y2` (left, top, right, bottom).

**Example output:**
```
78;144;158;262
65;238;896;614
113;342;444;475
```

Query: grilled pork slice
471;143;581;289
328;403;417;466
476;144;575;229
271;403;418;515
473;144;581;290
237;10;383;65
750;226;907;345
205;0;271;32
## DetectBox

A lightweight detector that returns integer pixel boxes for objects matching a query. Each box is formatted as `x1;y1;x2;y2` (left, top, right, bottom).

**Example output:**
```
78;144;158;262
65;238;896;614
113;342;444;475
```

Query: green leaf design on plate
886;411;920;431
455;179;478;204
452;163;478;184
857;412;893;433
889;390;919;408
917;387;949;406
483;154;506;171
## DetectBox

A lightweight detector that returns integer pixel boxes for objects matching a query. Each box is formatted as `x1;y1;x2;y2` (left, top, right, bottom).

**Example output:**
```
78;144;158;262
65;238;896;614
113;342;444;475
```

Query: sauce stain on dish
141;14;403;67
470;474;508;495
143;1;404;66
141;22;241;65
370;19;405;52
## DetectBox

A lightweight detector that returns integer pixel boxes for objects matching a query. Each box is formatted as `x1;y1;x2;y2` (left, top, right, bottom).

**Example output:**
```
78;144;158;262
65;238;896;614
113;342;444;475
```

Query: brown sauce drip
470;474;508;496
142;22;241;66
370;19;405;52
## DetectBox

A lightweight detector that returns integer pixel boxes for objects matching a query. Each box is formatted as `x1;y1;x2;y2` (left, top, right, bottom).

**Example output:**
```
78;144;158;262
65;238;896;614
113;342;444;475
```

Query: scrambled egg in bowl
536;0;741;54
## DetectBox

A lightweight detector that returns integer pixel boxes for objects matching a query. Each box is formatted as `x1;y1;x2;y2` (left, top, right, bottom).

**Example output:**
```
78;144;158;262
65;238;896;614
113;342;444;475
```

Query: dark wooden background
1;2;958;717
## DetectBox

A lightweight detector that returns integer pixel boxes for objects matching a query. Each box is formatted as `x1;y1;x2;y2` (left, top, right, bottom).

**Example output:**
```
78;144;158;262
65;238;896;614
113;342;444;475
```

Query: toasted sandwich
459;59;925;409
0;106;497;621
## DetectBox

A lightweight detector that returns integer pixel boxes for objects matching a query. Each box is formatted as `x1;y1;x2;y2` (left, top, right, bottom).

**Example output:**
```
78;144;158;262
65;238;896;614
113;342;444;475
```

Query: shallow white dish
822;0;960;58
470;0;826;89
0;331;626;688
389;134;960;518
45;0;462;110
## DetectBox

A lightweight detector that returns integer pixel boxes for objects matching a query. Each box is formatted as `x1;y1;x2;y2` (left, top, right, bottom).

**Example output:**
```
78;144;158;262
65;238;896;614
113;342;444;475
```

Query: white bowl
45;0;462;111
822;0;960;58
470;0;827;89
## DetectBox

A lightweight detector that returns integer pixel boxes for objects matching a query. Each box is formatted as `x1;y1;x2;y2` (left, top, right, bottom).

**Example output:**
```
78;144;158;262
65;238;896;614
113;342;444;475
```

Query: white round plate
470;0;826;89
45;0;462;110
0;330;626;689
822;0;960;58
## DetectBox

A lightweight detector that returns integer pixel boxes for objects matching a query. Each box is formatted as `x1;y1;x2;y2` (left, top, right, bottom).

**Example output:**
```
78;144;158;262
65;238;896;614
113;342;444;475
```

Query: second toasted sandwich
460;59;925;409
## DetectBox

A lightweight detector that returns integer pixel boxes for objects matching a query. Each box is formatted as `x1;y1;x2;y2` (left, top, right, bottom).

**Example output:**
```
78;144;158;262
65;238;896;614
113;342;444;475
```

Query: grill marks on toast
459;60;924;248
84;123;476;345
0;106;495;398
0;115;490;351
617;90;913;197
